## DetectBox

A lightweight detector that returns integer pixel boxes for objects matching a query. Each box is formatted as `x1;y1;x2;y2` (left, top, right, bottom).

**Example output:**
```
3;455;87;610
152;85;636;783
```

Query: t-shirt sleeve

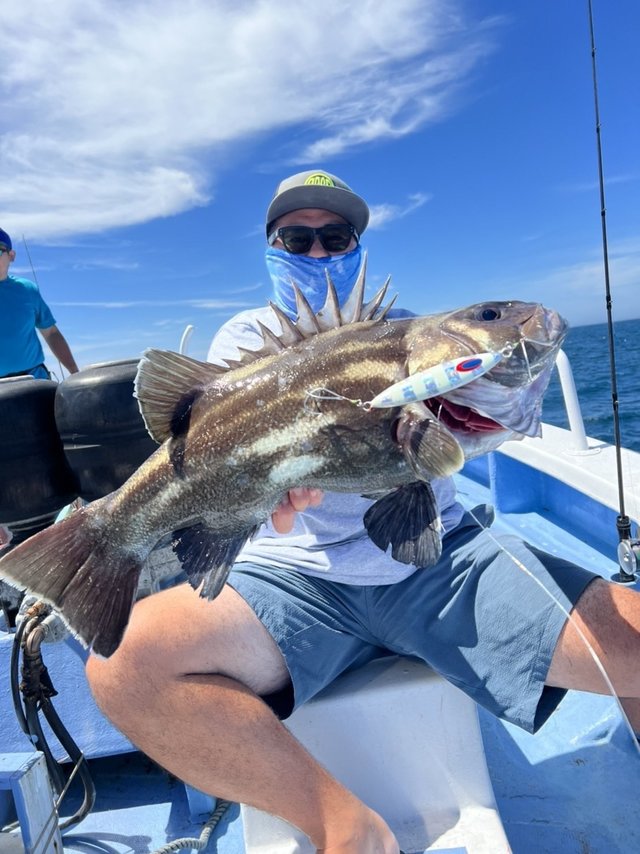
33;291;56;329
207;308;279;366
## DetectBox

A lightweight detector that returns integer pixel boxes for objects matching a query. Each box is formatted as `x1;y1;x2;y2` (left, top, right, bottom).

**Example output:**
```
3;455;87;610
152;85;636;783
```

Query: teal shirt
0;275;56;377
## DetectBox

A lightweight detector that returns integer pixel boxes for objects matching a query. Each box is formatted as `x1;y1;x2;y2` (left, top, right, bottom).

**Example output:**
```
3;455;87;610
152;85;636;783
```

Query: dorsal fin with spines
362;275;393;320
341;254;367;324
316;271;342;331
293;288;322;336
256;320;287;353
230;252;394;368
376;291;398;322
267;302;306;347
134;256;395;441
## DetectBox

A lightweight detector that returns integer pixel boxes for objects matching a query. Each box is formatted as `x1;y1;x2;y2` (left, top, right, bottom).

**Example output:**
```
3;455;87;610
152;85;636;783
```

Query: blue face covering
266;244;364;320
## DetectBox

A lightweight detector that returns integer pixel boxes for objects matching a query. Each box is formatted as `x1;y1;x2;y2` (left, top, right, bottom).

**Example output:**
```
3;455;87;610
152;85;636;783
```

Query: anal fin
363;481;442;568
172;522;258;600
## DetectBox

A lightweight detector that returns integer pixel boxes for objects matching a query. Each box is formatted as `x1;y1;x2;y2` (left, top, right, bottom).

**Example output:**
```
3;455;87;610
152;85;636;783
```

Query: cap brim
266;185;369;237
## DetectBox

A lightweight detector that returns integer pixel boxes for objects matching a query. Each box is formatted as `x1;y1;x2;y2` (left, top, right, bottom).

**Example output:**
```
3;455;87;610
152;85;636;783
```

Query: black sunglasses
268;223;358;255
0;248;9;256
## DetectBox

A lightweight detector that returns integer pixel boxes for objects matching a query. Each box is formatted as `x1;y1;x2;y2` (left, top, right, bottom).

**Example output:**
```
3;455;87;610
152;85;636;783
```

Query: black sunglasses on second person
268;223;358;255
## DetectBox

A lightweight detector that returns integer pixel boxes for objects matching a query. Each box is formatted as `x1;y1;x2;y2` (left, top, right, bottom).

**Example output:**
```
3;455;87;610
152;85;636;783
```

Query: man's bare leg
86;583;398;853
547;577;640;729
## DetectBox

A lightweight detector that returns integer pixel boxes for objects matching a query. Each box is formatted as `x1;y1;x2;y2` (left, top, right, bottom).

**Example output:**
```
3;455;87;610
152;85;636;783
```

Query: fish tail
0;502;142;657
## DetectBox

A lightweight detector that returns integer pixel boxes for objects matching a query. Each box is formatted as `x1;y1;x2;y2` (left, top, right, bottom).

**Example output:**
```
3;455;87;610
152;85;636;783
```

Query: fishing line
304;387;369;413
586;0;638;580
303;345;517;414
462;498;640;754
21;234;40;285
516;339;533;383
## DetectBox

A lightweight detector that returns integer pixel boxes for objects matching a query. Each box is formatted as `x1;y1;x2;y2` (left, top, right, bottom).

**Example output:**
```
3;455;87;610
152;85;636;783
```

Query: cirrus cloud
1;0;499;240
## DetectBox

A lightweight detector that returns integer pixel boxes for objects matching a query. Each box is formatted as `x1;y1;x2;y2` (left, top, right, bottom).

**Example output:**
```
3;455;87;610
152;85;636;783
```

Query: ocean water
542;317;640;452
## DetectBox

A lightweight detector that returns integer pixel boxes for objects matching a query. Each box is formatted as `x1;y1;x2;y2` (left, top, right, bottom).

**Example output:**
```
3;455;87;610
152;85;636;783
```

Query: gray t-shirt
206;306;464;585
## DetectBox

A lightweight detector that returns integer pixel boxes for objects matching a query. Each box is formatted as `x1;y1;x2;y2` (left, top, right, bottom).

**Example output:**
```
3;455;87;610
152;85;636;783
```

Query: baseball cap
0;228;12;251
266;170;369;237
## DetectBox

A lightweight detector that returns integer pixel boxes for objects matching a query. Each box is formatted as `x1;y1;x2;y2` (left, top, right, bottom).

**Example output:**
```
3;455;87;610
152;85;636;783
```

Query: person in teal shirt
0;228;78;379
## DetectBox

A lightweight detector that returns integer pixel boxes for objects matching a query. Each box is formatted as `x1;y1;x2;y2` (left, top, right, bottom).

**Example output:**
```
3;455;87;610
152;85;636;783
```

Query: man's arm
40;325;79;374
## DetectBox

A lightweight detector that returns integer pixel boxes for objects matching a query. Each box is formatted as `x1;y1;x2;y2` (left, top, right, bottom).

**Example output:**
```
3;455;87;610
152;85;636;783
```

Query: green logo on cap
303;173;335;187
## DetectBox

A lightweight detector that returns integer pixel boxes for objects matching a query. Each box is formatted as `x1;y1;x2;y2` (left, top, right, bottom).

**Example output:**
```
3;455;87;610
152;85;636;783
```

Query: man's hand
271;488;324;533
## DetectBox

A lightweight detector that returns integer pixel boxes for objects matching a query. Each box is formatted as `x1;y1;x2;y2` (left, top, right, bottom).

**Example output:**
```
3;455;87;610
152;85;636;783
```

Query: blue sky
2;0;639;375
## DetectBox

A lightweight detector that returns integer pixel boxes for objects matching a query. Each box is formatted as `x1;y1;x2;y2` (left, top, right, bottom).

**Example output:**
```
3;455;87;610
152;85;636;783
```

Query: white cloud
559;173;640;194
70;259;141;272
477;239;640;327
0;0;497;240
297;45;493;162
369;193;433;229
51;298;253;310
535;241;640;304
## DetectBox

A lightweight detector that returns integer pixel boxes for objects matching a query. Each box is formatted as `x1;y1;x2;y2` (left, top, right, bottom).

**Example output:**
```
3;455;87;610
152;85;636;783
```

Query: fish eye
477;307;501;321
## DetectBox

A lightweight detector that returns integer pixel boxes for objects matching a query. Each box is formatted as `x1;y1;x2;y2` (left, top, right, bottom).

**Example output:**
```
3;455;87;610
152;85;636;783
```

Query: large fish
0;265;567;656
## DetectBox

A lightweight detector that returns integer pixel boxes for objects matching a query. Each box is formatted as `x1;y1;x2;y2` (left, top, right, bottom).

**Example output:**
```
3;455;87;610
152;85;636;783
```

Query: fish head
406;300;568;459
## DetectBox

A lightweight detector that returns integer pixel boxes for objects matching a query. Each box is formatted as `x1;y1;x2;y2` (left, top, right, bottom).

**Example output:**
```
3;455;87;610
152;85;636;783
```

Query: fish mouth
441;304;568;389
425;397;505;434
487;312;568;388
412;302;568;444
486;338;562;388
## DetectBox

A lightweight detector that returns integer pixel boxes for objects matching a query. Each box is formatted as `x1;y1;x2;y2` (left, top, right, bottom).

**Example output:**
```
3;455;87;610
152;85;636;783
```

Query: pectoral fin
171;522;258;600
396;402;464;480
363;481;442;568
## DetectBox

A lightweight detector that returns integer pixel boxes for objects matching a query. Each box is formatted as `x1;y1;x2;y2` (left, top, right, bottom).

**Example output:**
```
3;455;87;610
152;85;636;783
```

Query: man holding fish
4;170;640;853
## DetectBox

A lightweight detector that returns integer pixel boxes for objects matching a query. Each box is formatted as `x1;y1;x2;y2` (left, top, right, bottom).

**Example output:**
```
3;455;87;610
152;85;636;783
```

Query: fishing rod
586;1;638;582
21;234;40;286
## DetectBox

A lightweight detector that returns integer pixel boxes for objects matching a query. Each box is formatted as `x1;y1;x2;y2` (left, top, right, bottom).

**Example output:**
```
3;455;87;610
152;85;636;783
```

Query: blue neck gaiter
266;244;364;320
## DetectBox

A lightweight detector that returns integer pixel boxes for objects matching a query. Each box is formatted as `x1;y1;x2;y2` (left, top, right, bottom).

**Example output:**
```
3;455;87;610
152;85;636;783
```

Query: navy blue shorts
228;505;596;733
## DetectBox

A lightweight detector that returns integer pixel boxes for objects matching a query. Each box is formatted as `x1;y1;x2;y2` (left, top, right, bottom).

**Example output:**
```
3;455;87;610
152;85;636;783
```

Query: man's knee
548;577;640;694
84;598;174;723
573;577;640;644
86;652;128;724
